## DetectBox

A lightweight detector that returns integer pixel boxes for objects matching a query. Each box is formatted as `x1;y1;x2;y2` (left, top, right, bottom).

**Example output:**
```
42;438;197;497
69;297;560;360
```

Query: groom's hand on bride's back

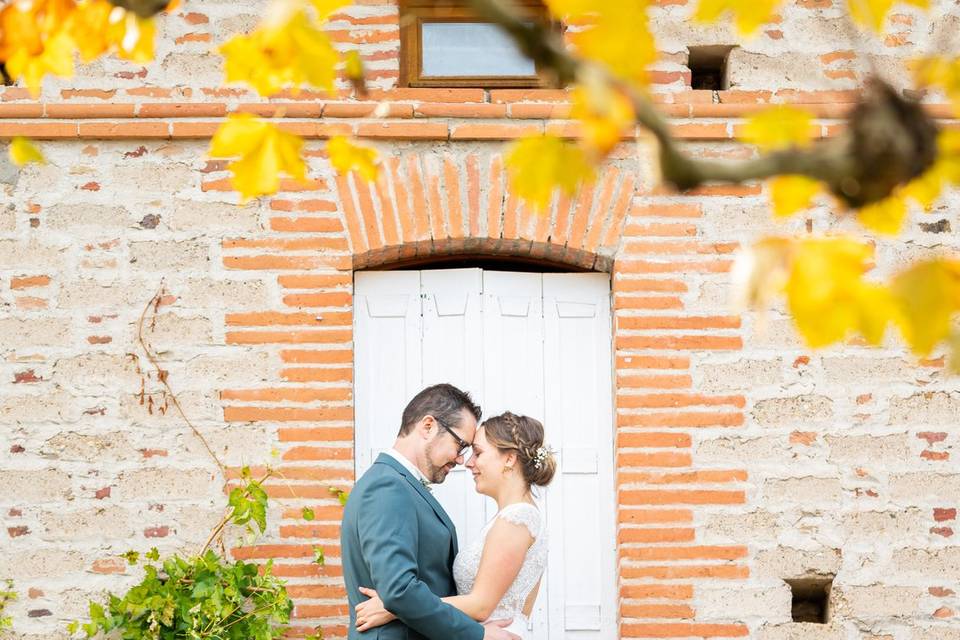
482;618;519;640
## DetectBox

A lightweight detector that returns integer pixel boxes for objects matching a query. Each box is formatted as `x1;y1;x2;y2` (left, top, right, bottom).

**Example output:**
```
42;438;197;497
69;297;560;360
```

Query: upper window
400;0;555;88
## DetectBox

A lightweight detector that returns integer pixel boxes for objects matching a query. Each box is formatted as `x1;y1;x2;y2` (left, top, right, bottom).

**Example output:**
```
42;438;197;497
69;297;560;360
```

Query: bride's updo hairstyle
481;412;557;487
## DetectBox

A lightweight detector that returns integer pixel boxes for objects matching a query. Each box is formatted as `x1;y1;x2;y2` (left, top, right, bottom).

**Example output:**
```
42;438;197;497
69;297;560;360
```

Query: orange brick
617;452;692;468
487;155;505;239
281;367;353;383
375;88;486;103
78;121;170;138
618;528;696;544
279;427;354;442
630;203;702;218
618;315;741;330
575;169;618;250
669;123;730;139
614;297;683;310
508;103;571;118
222;237;347;252
620;604;694;619
374;173;400;247
45;103;135;118
686;184;762;197
617;355;689;370
278;274;351;289
596;174;635;252
269;199;338;213
466;154;481;237
489;89;570;103
619;394;744;409
415;103;507;118
335;174;367;254
622;565;750;580
358;121;448;140
618;509;693;525
354;175;384;251
0;122;78;138
427;166;446;240
226;330;351;345
10;275;51;289
617;411;744;428
0;104;43;117
620;623;747;638
221;388;350;403
270;217;343;233
616;335;742;350
282;291;352;308
620;490;746;506
226;311;348;327
620;584;693;600
323;102;412;118
443;155;464;238
224;406;352;423
280;349;353;364
223;255;326;270
450;123;542;140
282;446;353;461
614;278;687;294
618;470;748;485
407;155;430;240
618;432;691;448
617;374;692;390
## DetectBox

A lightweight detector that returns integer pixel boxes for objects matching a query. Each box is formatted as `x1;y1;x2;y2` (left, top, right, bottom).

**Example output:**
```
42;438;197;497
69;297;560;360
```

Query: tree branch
468;0;935;203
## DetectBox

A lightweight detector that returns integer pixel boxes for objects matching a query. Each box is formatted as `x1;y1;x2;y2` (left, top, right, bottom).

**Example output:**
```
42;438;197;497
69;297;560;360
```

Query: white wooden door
354;268;616;640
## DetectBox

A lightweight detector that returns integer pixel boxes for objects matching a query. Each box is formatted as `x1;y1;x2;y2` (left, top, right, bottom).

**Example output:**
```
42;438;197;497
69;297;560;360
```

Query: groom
341;383;518;640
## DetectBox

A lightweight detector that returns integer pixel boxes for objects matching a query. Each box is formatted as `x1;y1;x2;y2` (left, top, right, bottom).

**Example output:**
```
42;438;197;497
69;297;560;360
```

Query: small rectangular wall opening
785;577;833;623
688;45;735;90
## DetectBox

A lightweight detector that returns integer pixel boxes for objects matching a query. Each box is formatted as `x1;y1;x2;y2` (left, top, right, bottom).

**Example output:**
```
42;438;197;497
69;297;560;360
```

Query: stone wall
0;1;958;639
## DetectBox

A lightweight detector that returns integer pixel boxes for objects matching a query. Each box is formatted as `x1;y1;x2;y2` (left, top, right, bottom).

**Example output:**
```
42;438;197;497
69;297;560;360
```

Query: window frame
399;0;557;88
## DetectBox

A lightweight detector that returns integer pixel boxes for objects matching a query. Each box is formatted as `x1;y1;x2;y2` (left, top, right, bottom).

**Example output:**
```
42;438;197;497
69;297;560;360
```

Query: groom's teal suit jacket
341;453;484;640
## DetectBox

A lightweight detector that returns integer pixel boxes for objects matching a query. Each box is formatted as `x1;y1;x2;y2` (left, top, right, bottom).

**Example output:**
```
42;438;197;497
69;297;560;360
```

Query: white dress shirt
384;448;429;485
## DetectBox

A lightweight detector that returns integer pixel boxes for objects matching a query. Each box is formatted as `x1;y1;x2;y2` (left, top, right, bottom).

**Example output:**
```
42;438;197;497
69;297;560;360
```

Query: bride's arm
442;518;534;621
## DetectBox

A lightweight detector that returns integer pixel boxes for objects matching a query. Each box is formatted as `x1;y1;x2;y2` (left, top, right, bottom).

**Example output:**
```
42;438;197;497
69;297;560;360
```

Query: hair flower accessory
533;445;555;470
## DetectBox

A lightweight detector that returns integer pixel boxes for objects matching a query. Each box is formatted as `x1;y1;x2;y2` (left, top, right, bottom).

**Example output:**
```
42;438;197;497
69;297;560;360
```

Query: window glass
420;22;536;77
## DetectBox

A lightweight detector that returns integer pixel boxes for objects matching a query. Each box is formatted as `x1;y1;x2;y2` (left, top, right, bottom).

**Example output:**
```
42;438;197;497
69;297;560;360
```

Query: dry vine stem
468;0;939;206
136;284;226;475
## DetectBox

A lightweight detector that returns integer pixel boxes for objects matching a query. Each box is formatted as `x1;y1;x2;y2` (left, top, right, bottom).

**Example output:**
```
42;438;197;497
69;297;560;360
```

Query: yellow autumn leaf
310;0;351;20
740;106;815;151
210;113;308;202
505;135;595;209
327;136;379;182
9;137;46;166
694;0;782;35
913;56;960;115
567;3;656;87
543;0;596;17
847;0;928;33
569;83;635;157
856;194;908;235
769;175;820;218
786;237;893;347
890;258;960;356
220;7;339;96
5;28;76;97
114;11;156;63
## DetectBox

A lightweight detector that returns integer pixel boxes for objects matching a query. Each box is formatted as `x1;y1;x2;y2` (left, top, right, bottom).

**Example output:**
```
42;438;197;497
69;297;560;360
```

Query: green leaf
145;547;160;562
121;550;140;565
312;546;325;566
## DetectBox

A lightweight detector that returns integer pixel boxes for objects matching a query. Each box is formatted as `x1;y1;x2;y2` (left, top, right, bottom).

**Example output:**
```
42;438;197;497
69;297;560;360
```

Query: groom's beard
424;442;456;483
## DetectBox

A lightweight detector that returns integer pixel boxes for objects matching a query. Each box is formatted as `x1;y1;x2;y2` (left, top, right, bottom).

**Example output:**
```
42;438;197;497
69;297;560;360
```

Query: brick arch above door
334;152;637;271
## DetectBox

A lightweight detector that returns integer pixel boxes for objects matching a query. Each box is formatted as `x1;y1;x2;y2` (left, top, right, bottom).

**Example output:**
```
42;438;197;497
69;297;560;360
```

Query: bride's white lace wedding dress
453;502;547;640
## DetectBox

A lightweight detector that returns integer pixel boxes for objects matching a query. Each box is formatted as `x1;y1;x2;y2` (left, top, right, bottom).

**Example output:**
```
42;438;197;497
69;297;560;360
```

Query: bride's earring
502;465;512;476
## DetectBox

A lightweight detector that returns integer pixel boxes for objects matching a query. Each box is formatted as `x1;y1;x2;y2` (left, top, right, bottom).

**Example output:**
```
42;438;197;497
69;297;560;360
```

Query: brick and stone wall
1;1;958;639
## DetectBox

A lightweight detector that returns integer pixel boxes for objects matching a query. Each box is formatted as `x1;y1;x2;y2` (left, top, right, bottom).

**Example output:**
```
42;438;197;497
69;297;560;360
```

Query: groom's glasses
435;417;471;457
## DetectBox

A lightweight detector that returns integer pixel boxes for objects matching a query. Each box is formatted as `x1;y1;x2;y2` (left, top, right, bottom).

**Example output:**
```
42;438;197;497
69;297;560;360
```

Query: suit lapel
374;454;458;550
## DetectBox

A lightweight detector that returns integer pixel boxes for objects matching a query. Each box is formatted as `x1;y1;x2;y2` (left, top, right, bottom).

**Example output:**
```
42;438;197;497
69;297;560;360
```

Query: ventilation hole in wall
688;45;735;91
785;577;833;624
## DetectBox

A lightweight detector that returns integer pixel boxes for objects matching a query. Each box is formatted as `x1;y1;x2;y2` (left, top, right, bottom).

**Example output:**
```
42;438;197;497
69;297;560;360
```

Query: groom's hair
398;383;482;437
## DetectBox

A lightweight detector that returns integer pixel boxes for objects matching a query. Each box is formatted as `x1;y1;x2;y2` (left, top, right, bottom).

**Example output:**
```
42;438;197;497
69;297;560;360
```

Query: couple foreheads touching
341;383;557;640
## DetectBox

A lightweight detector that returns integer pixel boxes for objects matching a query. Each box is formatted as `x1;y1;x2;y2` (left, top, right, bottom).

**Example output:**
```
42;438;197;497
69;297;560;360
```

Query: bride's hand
356;586;396;631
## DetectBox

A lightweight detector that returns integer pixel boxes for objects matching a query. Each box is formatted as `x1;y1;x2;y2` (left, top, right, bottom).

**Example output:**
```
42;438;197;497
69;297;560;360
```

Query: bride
354;412;557;640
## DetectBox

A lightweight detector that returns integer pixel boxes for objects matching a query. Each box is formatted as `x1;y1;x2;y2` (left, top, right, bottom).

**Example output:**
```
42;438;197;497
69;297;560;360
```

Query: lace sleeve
497;503;542;539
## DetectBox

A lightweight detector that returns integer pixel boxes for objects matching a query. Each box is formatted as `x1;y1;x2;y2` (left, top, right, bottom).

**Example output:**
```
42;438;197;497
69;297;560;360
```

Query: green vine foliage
66;469;301;640
0;580;16;633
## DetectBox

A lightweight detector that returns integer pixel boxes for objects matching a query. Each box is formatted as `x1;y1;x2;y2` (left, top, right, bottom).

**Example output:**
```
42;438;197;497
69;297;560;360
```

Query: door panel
354;269;615;640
